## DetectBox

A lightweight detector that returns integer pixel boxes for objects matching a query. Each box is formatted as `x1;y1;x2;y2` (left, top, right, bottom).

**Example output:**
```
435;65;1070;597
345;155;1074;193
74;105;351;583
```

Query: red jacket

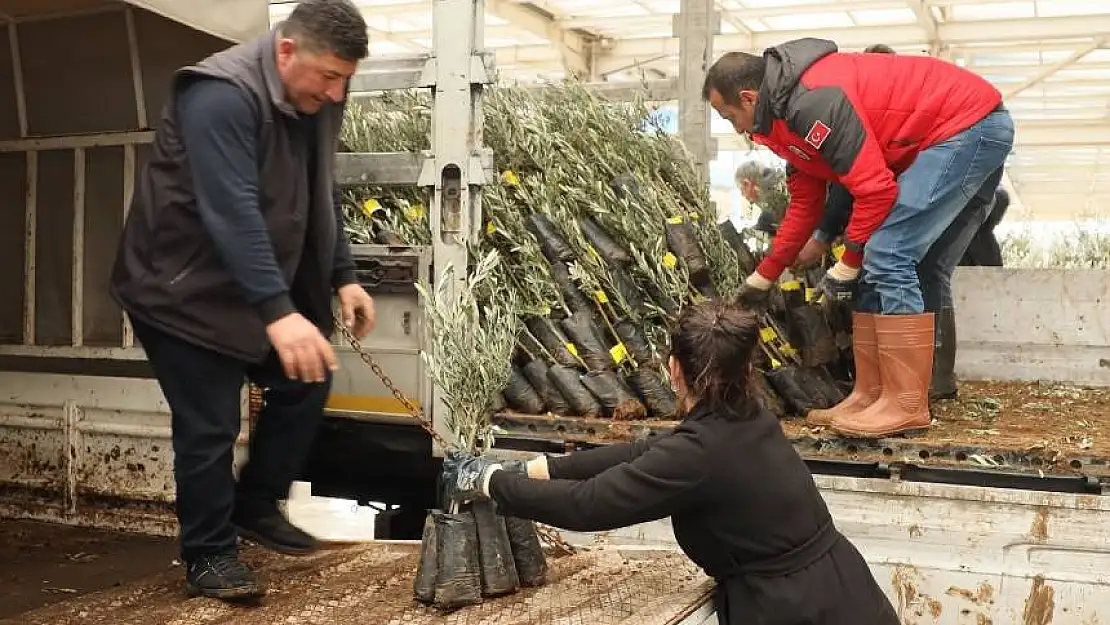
749;38;1003;280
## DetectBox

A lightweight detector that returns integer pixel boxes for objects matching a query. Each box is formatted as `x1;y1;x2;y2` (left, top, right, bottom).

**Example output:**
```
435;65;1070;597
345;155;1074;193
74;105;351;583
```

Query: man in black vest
110;0;372;601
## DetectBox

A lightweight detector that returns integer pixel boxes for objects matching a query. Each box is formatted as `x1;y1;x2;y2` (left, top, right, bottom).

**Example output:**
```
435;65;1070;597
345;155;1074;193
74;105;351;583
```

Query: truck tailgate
4;542;714;625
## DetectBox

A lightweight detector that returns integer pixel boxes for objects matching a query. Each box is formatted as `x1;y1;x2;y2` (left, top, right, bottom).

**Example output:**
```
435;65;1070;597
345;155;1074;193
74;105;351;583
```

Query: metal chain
334;316;449;449
333;315;577;556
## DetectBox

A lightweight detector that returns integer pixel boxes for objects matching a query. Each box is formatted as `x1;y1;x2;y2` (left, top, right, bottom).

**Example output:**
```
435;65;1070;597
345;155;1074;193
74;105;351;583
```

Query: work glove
442;448;502;503
793;237;832;271
754;210;780;236
500;459;527;475
734;272;773;311
819;261;860;304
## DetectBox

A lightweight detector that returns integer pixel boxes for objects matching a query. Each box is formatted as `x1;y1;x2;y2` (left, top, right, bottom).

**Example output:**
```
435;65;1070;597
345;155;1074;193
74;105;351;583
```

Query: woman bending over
443;301;899;625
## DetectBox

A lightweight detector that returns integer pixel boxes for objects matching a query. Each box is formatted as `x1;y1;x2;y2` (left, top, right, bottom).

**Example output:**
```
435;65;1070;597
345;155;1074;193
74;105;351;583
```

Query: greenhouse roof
270;0;1110;220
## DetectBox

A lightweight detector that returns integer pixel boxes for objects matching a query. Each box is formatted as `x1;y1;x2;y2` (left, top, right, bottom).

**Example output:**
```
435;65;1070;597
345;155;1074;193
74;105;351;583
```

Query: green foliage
1001;225;1110;269
341;82;744;393
415;250;520;452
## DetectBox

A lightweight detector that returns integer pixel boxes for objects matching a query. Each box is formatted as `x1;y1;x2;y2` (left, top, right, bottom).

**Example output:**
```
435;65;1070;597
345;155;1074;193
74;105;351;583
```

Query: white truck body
563;475;1110;624
4;268;1110;621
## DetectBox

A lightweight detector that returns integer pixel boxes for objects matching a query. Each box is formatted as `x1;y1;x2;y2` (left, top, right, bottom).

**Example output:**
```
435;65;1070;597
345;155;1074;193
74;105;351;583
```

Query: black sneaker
232;505;319;556
185;551;266;601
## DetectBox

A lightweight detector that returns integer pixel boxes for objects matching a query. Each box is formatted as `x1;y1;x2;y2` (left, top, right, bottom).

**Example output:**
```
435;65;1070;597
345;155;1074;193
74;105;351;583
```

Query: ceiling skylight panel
1035;0;1110;18
950;1;1035;20
847;8;917;25
762;12;857;29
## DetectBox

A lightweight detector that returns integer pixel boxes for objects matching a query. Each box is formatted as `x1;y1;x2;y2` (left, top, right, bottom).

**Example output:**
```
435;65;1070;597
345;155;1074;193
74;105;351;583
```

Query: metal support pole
425;0;491;455
8;22;26;137
674;0;719;185
124;7;148;129
72;148;86;347
121;145;136;348
23;151;37;345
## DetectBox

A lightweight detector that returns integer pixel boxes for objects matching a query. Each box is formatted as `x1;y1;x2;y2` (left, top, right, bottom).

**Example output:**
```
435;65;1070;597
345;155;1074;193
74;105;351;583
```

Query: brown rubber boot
831;312;935;438
805;313;881;427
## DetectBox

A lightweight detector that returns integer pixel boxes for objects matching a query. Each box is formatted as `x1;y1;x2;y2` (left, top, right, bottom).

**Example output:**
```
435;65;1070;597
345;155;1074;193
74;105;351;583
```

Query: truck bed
494;380;1110;478
4;536;713;625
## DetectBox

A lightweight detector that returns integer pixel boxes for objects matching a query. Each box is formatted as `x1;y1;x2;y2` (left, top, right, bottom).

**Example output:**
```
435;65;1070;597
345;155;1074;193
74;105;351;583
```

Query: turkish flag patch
805;120;832;149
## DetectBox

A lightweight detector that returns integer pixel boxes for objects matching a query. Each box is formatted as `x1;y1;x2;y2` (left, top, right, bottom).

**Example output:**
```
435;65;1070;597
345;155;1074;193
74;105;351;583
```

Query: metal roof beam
970;61;1110;76
487;0;596;78
1004;39;1107;99
494;14;1110;66
907;0;940;55
1007;122;1110;148
564;1;906;28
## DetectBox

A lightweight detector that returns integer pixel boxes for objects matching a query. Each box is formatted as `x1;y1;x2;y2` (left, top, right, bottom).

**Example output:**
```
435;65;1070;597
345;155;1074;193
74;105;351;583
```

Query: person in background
703;39;1014;439
442;301;900;625
794;44;1009;414
960;188;1009;266
863;43;895;54
734;161;786;236
110;0;374;601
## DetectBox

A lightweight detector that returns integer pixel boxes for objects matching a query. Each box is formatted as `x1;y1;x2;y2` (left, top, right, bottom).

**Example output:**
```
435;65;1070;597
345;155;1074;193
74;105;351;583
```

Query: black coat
960;188;1010;267
488;401;899;625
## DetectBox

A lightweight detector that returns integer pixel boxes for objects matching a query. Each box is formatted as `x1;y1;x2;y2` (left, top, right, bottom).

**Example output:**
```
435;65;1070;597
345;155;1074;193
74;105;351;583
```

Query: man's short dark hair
864;44;895;54
283;0;369;62
702;52;766;103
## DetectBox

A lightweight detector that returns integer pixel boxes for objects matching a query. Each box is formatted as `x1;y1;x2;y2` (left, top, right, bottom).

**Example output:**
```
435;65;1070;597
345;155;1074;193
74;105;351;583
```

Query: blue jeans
857;108;1014;315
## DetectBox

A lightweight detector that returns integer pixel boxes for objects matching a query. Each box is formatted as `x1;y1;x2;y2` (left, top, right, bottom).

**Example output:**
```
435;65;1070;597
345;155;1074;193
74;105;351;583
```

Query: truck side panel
559;475;1110;624
0;371;249;535
953;267;1110;387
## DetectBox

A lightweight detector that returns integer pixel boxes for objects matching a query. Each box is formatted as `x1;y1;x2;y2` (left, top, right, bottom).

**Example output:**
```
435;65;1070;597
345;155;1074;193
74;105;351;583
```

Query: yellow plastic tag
832;243;846;261
771;358;782;369
666;216;684;225
361;198;382;218
485;221;497;235
780;280;801;291
782;345;799;359
502;170;520;186
404;203;426;220
610;343;629;364
805;288;818;302
759;327;778;342
595;290;609;304
662;252;678;269
565;343;579;357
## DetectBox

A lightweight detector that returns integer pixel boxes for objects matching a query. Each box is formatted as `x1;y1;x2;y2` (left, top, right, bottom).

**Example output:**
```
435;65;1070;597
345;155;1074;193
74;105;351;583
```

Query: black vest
110;27;345;362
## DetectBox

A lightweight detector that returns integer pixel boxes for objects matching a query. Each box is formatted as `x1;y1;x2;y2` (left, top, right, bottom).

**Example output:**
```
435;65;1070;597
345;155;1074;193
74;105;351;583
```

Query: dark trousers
917;164;1005;314
131;316;330;561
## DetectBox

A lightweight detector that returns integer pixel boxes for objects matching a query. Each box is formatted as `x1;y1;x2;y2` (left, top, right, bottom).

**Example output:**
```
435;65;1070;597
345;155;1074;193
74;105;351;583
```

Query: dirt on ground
6;539;710;625
0;519;178;620
782;380;1110;453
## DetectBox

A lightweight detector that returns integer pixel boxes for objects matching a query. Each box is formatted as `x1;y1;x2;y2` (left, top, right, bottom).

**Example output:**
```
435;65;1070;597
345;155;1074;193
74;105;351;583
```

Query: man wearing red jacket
704;38;1014;438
